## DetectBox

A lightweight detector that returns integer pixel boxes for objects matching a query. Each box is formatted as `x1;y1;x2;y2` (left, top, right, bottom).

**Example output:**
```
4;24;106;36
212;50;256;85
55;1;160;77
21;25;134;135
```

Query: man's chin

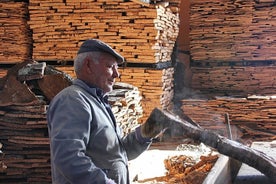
104;85;113;94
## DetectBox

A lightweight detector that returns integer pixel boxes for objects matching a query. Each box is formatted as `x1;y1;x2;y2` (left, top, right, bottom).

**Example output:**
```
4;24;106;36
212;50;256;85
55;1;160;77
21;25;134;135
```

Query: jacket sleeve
47;91;112;184
121;126;152;160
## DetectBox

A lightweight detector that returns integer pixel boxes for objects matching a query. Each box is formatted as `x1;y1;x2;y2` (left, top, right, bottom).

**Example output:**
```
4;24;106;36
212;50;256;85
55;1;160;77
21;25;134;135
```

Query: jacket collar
72;79;109;104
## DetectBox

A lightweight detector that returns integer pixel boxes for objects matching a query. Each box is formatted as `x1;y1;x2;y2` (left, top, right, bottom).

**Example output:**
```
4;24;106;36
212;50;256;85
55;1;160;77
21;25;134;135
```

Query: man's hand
106;178;116;184
140;108;170;139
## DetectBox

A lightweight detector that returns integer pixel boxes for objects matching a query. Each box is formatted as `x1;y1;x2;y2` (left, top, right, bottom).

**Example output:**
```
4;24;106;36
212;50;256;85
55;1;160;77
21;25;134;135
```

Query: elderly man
47;39;166;184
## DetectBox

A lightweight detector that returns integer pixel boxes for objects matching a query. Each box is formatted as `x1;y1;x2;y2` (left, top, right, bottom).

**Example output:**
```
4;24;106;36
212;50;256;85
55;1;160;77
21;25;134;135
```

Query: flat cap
77;39;124;64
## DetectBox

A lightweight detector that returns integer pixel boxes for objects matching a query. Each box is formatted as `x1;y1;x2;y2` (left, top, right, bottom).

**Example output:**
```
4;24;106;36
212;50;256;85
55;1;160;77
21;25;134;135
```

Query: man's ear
84;58;93;74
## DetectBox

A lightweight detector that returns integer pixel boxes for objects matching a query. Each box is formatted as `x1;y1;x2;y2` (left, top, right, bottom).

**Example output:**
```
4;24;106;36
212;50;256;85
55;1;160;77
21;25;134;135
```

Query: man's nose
112;66;120;78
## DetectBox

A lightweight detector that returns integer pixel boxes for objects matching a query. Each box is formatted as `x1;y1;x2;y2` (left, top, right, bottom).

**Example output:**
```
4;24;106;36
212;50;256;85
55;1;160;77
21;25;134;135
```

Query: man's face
88;53;120;94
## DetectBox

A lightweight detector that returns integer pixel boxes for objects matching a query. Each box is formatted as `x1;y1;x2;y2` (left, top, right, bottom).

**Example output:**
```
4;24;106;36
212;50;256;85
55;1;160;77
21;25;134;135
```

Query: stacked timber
0;2;32;64
181;95;276;141
189;0;276;62
28;0;180;63
190;66;276;97
0;62;144;183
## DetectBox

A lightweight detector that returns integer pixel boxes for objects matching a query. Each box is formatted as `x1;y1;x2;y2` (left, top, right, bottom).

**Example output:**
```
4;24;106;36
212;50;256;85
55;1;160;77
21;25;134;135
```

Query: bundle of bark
0;61;69;183
28;0;180;63
190;0;276;62
0;2;32;64
181;95;276;141
0;61;143;183
190;65;276;97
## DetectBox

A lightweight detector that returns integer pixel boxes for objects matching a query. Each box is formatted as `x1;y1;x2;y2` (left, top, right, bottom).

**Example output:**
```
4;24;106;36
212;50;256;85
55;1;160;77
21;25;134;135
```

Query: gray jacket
47;79;151;184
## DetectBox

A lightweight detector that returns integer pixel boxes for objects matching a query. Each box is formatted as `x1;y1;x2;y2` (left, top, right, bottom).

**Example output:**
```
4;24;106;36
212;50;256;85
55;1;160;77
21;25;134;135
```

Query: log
146;107;276;182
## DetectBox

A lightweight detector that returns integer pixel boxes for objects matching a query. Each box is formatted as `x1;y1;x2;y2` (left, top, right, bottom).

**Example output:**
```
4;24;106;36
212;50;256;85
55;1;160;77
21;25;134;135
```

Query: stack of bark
0;104;51;183
190;65;276;97
109;82;143;135
28;0;180;63
0;62;52;183
181;95;276;141
0;2;32;64
187;0;276;143
190;0;276;62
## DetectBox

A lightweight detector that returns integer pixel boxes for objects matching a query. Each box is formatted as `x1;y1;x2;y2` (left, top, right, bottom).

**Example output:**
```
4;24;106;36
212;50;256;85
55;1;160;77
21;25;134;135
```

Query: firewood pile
190;0;276;62
0;61;144;183
0;2;32;64
181;95;276;141
191;66;276;97
28;0;180;63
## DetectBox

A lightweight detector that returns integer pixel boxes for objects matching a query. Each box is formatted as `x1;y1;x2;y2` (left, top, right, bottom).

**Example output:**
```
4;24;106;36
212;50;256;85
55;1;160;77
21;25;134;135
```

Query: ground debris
136;153;218;184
